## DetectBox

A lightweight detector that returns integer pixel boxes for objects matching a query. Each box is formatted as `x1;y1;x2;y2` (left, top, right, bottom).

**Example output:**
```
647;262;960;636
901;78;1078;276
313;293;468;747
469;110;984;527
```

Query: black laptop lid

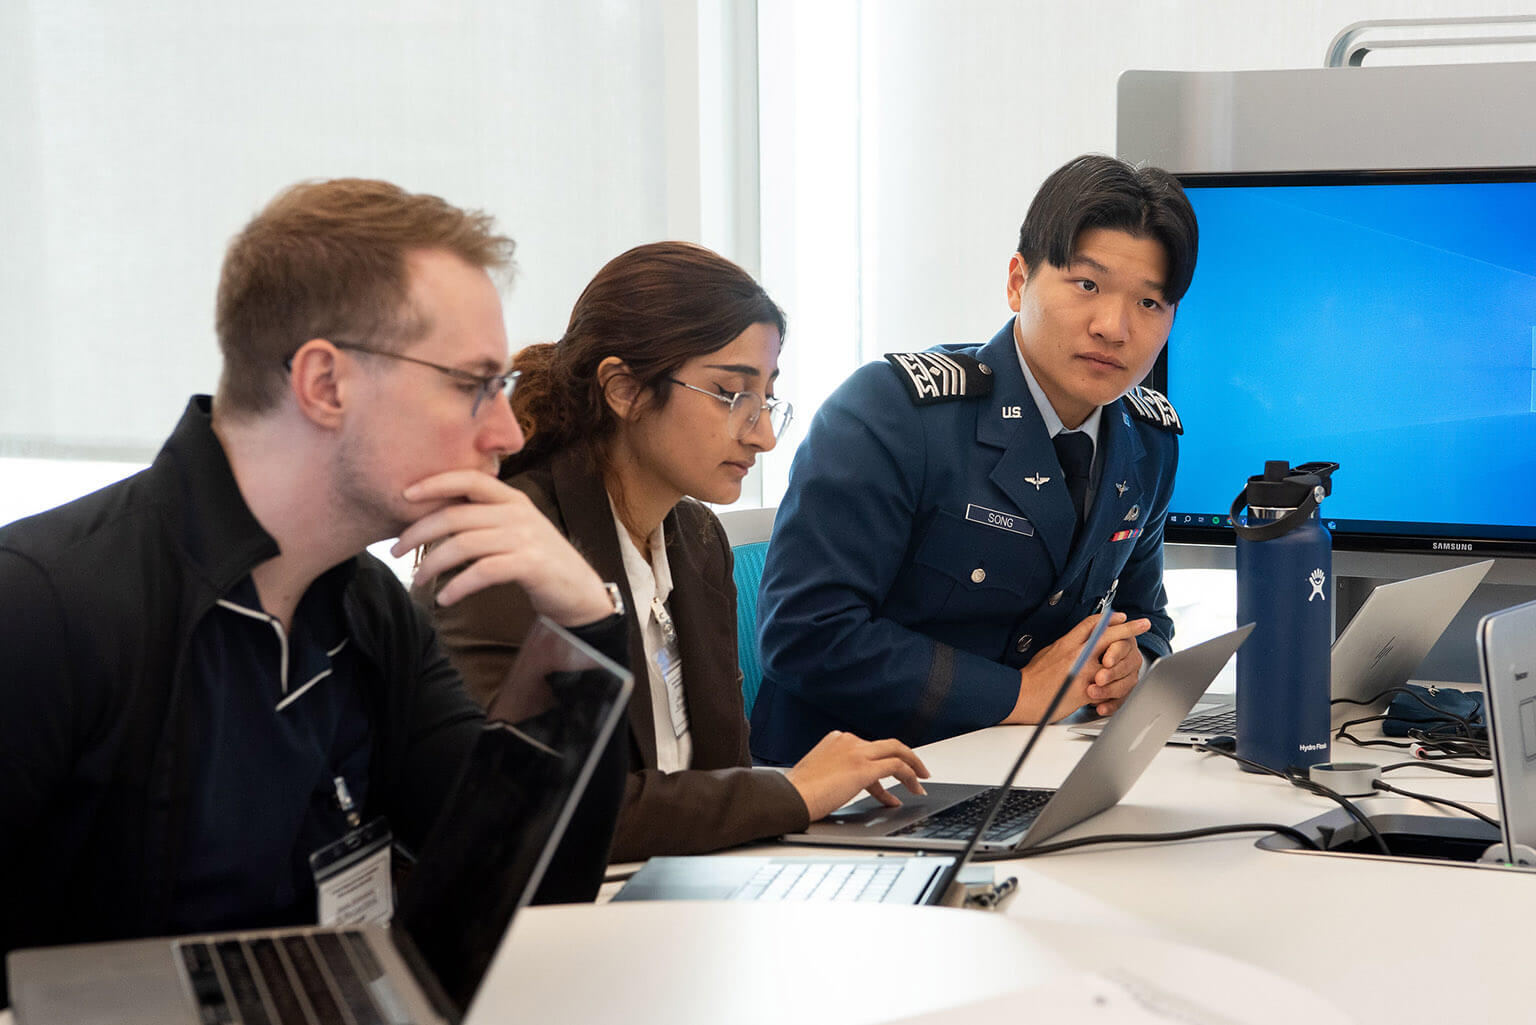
393;616;632;1013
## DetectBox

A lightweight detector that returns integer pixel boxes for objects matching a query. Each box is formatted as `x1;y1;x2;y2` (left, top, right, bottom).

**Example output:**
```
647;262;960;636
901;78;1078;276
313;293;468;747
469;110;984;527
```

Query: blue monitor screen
1157;169;1536;556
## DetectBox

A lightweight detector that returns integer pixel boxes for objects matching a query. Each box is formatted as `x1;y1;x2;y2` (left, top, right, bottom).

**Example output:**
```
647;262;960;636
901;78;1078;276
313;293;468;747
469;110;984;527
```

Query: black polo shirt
170;563;371;932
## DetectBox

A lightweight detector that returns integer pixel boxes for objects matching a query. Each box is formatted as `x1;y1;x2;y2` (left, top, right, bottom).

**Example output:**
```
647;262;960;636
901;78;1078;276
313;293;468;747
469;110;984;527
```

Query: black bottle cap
1243;460;1338;510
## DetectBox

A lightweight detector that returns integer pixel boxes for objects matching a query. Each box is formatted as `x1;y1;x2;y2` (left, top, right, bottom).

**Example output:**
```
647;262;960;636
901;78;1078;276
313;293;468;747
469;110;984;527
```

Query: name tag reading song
965;504;1034;536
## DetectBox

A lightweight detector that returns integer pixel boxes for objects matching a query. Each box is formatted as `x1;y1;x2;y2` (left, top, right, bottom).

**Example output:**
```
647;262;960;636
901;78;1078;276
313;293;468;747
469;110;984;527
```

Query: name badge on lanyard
310;776;393;926
654;598;690;739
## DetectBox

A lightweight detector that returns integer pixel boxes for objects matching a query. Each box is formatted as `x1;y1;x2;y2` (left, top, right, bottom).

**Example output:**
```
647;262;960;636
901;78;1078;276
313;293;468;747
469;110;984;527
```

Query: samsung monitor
1157;167;1536;562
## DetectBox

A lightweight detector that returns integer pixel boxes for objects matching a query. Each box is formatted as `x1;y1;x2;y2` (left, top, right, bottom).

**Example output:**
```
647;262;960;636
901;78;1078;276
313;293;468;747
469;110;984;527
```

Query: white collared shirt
1015;342;1104;516
610;497;693;772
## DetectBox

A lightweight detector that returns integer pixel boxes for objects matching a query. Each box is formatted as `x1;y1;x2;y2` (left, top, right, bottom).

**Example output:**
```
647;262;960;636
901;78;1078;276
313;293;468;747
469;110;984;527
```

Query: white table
909;720;1524;1025
479;717;1522;1023
6;717;1512;1024
477;901;1352;1024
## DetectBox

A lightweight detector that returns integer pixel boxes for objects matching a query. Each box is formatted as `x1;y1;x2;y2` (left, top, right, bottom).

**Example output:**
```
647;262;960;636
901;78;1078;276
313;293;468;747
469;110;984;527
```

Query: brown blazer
416;447;809;861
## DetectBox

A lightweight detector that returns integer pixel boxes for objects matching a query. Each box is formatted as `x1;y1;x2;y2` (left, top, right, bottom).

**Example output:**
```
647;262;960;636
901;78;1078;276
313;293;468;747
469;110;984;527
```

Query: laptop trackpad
9;943;198;1025
805;783;984;837
611;857;763;901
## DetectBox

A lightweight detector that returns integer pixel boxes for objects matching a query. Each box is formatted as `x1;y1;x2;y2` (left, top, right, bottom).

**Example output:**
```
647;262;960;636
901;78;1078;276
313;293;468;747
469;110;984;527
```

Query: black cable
1193;741;1391;855
1334;721;1489;760
1377;759;1492;778
1372;779;1501;828
1333;727;1415;751
1286;772;1391;856
1295;786;1381;851
1406;730;1489;759
1332;685;1487;760
1332;685;1479;733
967;821;1322;861
1411;746;1487;761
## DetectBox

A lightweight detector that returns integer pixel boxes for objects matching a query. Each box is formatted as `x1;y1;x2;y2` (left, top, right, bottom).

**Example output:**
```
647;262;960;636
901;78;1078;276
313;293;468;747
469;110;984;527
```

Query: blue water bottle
1230;460;1339;773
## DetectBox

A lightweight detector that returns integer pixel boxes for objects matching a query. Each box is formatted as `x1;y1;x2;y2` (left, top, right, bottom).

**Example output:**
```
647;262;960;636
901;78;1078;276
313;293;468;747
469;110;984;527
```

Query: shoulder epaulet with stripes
883;351;994;405
1123;385;1183;435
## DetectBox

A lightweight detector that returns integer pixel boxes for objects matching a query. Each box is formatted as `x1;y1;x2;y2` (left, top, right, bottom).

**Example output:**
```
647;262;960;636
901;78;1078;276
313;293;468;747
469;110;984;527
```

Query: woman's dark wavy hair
1016;154;1199;303
504;241;786;476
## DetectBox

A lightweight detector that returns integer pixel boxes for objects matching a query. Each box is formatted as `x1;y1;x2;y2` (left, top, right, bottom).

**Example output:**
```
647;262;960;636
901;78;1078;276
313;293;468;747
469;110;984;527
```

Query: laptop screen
393;617;631;1012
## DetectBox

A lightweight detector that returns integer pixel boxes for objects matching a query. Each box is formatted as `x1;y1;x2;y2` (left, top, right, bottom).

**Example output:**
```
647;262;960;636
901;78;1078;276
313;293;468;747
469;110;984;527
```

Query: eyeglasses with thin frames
667;378;793;441
287;340;520;418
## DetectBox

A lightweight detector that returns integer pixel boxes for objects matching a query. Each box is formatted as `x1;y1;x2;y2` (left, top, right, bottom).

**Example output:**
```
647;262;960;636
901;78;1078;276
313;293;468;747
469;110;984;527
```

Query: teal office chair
717;507;777;715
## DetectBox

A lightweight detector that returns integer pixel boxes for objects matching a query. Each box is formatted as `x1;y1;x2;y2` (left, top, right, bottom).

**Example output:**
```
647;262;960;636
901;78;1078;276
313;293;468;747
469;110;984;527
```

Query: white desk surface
898;720;1520;1025
489;718;1521;1025
3;711;1516;1025
480;902;1351;1025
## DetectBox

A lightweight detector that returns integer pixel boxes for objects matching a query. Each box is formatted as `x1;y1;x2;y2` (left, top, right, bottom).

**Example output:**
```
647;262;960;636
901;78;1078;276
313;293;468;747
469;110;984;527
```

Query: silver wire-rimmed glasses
325;340;519;418
667;378;793;441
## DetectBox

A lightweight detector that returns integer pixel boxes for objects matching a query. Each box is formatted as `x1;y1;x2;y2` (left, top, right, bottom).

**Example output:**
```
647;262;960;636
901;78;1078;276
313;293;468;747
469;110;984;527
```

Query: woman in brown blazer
419;242;928;862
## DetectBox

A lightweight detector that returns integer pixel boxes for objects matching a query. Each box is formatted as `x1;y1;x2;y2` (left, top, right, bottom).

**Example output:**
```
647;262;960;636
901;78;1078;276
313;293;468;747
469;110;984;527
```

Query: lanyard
332;775;361;829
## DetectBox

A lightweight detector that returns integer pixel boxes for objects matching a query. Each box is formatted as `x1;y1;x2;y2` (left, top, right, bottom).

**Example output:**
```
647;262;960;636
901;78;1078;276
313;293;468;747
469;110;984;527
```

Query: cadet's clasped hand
1005;612;1151;724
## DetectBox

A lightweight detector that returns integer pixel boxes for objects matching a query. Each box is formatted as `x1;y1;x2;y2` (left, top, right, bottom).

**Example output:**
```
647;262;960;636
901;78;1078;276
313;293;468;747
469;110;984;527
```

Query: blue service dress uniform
750;321;1181;763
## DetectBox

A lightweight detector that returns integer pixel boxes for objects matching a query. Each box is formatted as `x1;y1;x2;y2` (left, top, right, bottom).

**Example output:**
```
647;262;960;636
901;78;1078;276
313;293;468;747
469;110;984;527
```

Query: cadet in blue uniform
752;154;1198;762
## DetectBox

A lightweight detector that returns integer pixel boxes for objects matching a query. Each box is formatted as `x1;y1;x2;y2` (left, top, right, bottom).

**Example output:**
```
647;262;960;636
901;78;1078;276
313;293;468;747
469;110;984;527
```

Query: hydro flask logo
1307;568;1326;602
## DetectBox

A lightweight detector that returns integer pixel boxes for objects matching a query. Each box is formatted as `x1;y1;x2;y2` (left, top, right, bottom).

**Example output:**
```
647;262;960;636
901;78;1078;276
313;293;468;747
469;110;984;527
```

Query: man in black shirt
0;179;628;996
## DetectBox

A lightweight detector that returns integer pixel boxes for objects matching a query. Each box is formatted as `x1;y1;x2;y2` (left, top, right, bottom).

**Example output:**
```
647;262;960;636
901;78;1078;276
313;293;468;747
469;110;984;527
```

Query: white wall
757;0;1536;503
7;1;1536;519
0;0;699;461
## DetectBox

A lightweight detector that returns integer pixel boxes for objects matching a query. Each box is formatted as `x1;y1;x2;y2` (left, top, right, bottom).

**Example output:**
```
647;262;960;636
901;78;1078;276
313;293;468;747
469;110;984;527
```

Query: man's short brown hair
215;178;516;415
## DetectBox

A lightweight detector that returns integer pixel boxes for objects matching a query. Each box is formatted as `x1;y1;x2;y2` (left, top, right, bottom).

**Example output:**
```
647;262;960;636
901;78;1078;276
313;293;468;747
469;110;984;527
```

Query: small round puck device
1307;762;1380;797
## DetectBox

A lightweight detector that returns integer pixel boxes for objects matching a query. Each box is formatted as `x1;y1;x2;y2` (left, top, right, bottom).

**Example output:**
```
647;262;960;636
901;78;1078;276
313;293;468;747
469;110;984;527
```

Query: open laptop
764;624;1251;855
1074;560;1492;747
1476;599;1536;866
615;606;1133;904
6;616;632;1025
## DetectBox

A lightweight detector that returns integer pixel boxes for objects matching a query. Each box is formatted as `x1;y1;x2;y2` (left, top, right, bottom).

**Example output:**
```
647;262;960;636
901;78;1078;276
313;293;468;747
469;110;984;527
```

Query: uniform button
970;568;987;584
1048;590;1063;606
977;362;992;375
1016;634;1033;654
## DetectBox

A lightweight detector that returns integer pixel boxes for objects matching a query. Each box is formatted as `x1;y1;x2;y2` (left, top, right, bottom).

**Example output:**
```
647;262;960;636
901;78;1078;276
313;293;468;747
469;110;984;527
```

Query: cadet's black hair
1016;154;1198;303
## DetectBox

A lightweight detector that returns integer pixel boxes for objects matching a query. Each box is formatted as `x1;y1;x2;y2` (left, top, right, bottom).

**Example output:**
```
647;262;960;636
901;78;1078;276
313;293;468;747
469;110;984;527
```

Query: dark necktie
1052;430;1093;526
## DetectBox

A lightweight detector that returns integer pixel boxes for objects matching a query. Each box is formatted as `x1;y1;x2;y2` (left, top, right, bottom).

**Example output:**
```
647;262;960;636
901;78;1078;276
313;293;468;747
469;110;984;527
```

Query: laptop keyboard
730;861;908;902
1179;707;1237;734
179;930;398;1025
891;787;1054;842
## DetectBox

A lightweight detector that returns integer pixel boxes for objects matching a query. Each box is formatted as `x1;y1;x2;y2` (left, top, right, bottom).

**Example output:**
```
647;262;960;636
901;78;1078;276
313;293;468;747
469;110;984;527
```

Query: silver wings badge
1025;474;1051;490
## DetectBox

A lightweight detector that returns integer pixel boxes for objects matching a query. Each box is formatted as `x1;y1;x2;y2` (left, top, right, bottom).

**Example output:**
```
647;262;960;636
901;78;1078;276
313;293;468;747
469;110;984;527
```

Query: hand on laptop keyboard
785;731;931;820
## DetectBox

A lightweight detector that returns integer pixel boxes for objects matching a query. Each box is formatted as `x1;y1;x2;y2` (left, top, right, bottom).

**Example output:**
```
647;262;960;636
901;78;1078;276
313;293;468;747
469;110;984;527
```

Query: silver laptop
615;606;1137;903
767;624;1252;855
1075;560;1492;747
1477;599;1536;866
6;616;633;1025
